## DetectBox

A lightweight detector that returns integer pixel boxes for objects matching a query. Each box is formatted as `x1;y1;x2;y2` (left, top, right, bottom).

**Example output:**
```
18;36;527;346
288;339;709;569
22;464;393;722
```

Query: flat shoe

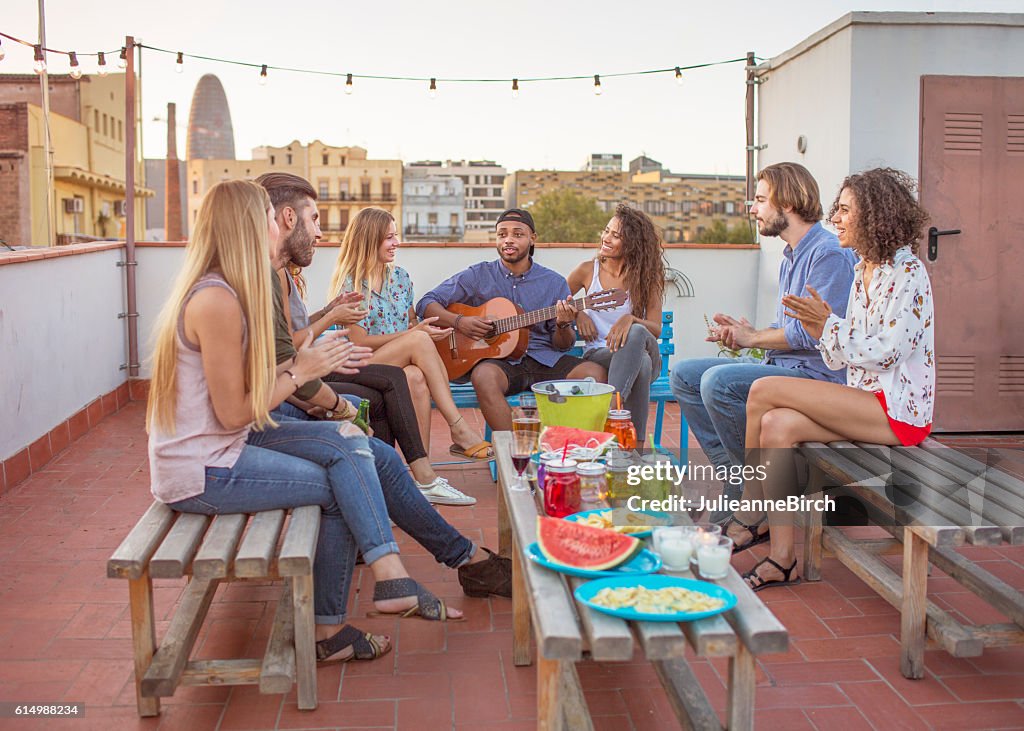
449;441;494;461
368;577;464;622
742;556;802;593
458;547;511;598
316;624;390;664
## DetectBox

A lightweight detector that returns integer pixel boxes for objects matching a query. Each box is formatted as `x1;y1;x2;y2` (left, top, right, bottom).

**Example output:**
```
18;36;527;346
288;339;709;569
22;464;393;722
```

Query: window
427;212;438;225
321;209;330;229
318;180;329;199
340;156;346;166
339;209;349;229
286;154;293;165
192;180;198;194
450;212;459;229
94;109;99;131
339;179;350;199
381;180;392;198
360;180;371;199
725;201;735;215
102;113;108;136
270;155;275;165
322;154;329;165
117;120;123;142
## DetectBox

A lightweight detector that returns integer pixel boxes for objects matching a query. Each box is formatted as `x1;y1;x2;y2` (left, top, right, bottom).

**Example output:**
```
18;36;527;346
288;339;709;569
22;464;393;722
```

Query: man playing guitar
417;209;607;431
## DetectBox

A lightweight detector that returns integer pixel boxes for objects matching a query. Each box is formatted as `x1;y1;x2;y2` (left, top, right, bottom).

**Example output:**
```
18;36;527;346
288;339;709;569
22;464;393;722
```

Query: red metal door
919;75;1024;431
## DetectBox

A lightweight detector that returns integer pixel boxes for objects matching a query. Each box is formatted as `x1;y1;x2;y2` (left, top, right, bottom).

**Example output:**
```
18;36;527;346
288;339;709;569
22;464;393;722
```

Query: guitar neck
493;296;589;335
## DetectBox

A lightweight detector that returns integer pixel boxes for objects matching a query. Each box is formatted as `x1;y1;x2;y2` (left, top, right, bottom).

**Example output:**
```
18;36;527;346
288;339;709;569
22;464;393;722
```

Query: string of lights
0;29;756;95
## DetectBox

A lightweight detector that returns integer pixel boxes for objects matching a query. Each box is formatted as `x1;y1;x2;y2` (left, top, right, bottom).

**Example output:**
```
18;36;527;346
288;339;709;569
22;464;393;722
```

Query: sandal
742;556;802;593
316;624;391;664
368;578;464;622
724;514;771;554
448;441;494;461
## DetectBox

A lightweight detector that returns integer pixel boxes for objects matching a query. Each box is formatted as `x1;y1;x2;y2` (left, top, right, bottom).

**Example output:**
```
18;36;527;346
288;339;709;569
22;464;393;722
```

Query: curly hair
829;168;929;263
603;203;665;318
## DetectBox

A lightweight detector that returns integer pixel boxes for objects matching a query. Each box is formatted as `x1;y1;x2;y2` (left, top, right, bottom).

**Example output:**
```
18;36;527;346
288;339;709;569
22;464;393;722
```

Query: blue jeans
171;418;399;625
584;324;661;439
669;357;812;519
273;404;476;569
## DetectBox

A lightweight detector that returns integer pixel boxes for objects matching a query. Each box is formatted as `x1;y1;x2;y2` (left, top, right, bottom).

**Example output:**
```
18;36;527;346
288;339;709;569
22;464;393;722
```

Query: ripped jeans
170;418;398;625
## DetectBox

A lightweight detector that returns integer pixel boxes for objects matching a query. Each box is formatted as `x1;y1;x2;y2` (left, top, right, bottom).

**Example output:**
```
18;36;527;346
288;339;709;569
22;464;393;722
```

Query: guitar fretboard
492;296;589;335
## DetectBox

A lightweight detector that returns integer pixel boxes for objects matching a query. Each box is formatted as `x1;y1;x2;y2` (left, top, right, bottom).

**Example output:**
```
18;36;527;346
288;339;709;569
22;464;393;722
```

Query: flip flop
724;514;771;554
448;441;494;461
367;578;464;622
742;556;802;593
315;624;391;664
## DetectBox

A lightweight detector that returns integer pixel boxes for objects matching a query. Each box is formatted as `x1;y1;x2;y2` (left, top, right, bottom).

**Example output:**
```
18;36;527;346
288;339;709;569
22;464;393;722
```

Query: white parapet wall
0;245;127;461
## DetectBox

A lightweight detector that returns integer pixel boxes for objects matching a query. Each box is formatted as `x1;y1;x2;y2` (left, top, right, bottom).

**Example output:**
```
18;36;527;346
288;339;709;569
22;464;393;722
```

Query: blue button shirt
415;259;571;367
765;222;857;383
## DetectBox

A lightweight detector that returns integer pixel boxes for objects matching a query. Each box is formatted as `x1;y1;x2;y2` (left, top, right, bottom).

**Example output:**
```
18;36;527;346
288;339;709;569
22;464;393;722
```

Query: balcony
404;225;464;239
318;192;397;203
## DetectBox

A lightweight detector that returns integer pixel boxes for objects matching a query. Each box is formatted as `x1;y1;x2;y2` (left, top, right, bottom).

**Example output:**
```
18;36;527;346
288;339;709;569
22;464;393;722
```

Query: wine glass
511;428;538;492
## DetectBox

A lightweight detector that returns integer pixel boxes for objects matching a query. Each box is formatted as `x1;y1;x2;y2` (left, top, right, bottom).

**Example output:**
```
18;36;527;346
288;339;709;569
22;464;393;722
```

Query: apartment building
405;160;505;241
401;172;465;242
187;142;401;238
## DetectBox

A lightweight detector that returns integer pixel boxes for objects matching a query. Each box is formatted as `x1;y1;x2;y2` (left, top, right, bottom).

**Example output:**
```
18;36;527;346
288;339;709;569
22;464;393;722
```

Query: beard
283;225;316;268
499;247;529;265
758;212;788;238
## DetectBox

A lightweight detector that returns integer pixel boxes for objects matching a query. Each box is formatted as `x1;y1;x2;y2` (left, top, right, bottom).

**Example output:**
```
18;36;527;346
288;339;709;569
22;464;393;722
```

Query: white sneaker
416;476;477;506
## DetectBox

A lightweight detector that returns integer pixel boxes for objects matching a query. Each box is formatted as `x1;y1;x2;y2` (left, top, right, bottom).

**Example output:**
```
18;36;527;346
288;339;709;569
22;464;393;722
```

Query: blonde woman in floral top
724;168;934;592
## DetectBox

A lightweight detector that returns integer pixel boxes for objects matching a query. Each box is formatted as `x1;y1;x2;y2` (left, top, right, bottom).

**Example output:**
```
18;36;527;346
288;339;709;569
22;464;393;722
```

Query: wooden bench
448;311;688;479
797;439;1024;679
107;501;321;717
493;431;788;730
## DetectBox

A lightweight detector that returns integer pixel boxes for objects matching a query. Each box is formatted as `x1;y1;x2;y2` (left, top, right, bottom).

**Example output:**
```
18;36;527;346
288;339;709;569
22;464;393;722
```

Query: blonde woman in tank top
147;181;471;666
566;204;666;443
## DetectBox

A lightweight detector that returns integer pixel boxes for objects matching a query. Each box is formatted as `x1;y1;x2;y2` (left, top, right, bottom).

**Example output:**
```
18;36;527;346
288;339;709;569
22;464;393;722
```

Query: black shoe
458;547;512;598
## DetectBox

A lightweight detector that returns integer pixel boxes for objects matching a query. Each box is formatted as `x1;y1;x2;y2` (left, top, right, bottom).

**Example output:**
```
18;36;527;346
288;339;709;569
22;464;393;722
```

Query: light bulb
33;45;46;75
345;73;353;94
593;74;602;96
259;64;267;85
117;47;127;70
175;51;183;73
97;51;108;76
0;39;6;62
675;66;683;85
428;77;436;99
69;52;82;79
511;78;519;99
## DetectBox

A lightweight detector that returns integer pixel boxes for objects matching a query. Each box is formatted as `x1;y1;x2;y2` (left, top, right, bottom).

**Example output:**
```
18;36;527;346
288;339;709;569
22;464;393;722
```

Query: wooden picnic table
493;431;789;730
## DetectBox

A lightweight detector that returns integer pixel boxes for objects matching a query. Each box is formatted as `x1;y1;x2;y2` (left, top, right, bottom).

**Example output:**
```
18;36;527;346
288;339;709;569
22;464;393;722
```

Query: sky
3;0;1022;174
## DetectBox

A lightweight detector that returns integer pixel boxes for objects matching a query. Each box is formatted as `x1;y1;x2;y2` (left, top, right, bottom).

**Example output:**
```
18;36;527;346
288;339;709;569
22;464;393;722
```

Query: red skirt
874;391;931;446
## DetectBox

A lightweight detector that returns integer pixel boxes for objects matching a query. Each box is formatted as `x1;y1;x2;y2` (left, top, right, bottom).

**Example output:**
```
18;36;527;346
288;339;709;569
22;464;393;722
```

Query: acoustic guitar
434;289;628;380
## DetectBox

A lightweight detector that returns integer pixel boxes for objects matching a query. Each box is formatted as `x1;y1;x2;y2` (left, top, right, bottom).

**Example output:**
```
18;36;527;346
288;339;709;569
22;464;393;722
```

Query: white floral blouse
817;246;935;426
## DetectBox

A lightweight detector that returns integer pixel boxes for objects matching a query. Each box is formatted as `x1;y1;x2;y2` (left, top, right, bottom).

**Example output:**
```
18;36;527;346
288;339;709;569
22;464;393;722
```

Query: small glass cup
517;393;538;420
695;536;734;580
653;526;696;571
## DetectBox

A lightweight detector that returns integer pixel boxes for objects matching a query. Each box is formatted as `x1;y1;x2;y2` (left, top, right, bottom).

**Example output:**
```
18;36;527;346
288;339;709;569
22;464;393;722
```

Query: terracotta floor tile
865;655;958;706
278;699;396;729
793;635;902;662
747;707;816;730
804;705;874;731
218;686;283;730
152;703;224;731
914;701;1024;730
762;659;877;686
764;600;835;640
943;673;1024;702
823;613;901;638
397;695;451;730
839;681;929;731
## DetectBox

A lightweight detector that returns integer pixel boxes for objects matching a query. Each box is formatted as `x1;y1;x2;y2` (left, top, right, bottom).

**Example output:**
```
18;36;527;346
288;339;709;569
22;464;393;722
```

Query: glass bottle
605;454;634;504
576;462;609;510
604;409;638;451
543;459;581;518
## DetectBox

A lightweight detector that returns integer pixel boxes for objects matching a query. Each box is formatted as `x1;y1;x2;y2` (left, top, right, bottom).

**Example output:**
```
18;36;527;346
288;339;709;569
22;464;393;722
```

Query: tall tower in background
186;74;236;160
164;102;183;240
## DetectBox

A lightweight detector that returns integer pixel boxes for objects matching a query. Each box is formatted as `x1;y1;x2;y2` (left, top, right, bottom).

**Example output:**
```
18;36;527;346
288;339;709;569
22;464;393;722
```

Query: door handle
927;226;961;262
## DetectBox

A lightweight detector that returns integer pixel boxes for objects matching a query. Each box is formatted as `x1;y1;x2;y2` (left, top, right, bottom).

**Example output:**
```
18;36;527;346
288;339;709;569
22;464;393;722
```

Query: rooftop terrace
2;399;1023;730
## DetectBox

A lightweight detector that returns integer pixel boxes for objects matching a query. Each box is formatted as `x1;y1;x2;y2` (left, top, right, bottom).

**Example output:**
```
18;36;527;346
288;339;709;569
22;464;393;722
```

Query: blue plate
564;508;672;539
526;542;662;579
574;575;737;622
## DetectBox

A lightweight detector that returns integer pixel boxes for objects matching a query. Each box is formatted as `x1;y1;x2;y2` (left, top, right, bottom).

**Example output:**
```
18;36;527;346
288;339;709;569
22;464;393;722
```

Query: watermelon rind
537;516;642;571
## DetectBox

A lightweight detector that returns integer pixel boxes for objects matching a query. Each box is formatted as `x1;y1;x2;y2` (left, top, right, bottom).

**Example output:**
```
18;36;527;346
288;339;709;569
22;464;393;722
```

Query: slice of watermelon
539;425;616;455
536;516;641;571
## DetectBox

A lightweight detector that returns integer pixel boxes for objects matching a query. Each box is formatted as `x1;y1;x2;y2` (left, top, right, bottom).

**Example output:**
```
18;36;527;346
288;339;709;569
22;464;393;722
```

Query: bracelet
332;391;342;412
557;320;575;329
454;314;464;332
282;369;300;392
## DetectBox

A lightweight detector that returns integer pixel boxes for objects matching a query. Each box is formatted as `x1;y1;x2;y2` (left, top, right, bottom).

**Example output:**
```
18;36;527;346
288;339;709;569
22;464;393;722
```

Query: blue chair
443;312;688;480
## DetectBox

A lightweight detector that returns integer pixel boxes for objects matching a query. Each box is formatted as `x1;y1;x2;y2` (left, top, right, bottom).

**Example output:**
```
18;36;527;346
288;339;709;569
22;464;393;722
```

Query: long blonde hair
147;180;277;433
328;207;395;299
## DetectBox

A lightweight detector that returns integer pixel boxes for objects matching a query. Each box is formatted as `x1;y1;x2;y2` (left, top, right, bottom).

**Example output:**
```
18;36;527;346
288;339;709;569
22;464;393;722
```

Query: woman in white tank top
566;204;666;443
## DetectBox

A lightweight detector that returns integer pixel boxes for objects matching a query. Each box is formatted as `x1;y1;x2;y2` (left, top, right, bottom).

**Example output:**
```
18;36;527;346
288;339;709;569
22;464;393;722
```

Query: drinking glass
512;416;541;446
511;428;537;492
517;393;539;420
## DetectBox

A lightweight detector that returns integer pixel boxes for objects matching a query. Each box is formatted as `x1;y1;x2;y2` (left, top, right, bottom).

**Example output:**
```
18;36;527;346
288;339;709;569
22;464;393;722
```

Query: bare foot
374;594;464;620
315;626;392;662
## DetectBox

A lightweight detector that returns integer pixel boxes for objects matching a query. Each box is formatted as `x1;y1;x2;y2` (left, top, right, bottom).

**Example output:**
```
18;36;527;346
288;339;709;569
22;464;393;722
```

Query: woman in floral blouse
726;168;934;592
329;207;492;463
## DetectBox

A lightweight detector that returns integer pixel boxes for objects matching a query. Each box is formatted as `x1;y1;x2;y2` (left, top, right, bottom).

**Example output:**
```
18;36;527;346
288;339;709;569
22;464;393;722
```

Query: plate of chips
574;575;737;622
564;508;672;539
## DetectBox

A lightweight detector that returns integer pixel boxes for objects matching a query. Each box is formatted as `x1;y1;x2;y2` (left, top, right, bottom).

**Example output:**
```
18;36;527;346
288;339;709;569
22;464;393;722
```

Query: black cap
496;208;535;233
